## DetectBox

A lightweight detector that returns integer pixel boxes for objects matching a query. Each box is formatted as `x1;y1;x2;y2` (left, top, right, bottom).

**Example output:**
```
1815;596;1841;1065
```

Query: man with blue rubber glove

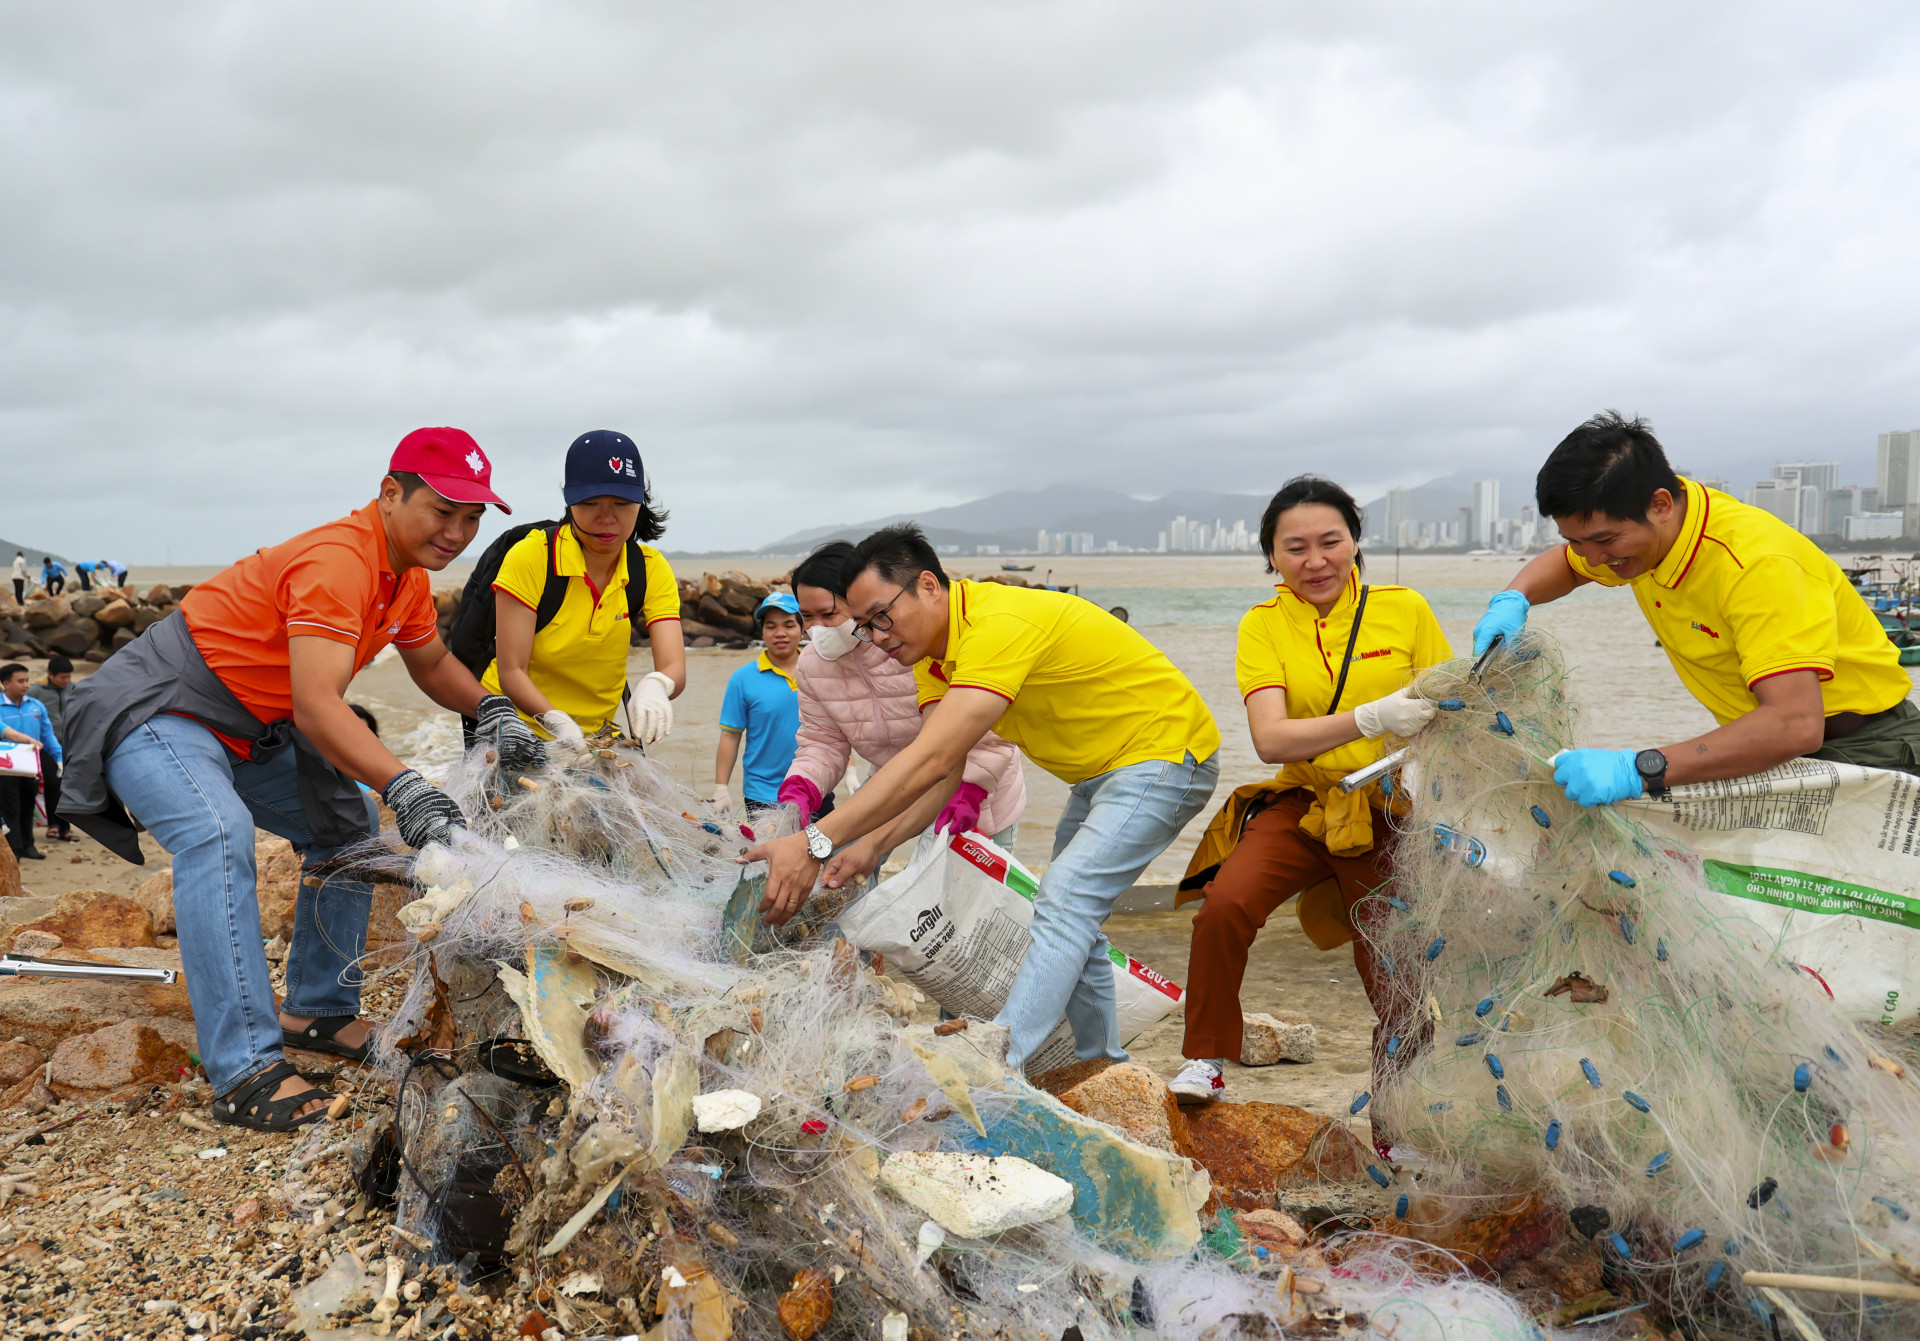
1476;411;1918;807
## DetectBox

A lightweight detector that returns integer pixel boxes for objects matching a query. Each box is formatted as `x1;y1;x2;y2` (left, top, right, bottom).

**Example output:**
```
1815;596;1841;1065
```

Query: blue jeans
995;751;1218;1070
105;713;378;1095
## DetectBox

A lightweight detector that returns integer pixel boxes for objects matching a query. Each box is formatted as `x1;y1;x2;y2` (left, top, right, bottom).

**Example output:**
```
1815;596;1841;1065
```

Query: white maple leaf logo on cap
465;448;485;475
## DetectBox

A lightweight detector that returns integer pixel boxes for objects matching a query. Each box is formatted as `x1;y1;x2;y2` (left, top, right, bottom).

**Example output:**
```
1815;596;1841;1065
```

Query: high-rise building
1156;530;1168;553
1384;488;1413;547
1470;479;1500;549
1774;461;1838;496
1169;517;1189;551
1750;477;1806;531
1036;529;1049;554
1753;465;1827;534
1517;504;1540;550
1824;485;1879;535
1844;512;1904;541
1877;431;1920;509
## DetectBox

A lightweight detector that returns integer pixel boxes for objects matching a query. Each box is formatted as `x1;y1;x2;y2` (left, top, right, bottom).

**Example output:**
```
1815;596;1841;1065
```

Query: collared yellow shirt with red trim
481;524;680;734
911;579;1220;785
1564;478;1909;725
1234;570;1453;775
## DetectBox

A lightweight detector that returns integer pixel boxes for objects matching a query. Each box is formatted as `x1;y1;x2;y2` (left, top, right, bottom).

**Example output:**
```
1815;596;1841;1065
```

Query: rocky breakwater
0;582;193;664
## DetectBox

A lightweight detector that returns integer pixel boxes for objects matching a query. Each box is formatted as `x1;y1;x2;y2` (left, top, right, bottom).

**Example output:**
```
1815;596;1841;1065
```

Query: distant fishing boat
1001;562;1035;571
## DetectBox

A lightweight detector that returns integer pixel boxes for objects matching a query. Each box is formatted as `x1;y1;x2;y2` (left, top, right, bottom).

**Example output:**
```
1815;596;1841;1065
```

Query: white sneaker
1169;1058;1225;1104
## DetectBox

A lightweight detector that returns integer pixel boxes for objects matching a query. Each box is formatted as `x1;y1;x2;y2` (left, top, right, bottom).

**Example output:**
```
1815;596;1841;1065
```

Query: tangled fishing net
280;728;1563;1340
1368;632;1920;1337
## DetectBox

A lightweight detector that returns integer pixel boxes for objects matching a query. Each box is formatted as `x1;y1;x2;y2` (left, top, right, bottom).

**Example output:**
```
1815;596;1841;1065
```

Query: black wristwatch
1634;748;1670;800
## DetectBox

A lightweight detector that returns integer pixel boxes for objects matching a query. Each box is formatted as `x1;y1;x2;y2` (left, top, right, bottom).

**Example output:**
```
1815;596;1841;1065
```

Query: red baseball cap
388;427;512;514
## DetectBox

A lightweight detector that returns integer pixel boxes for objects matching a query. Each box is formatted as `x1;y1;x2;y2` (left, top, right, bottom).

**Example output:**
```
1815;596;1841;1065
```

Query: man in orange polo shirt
61;428;544;1132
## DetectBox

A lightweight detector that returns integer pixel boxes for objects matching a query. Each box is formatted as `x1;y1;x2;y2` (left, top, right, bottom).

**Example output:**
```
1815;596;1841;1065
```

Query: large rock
0;1040;43;1085
93;599;135;629
0;953;193;1052
130;868;175;935
1241;1010;1317;1066
1035;1059;1194;1157
42;619;96;658
145;584;175;607
15;891;156;949
130;605;167;633
69;594;106;618
48;1020;192;1094
1181;1101;1373;1212
879;1152;1075;1238
21;597;69;628
167;583;194;602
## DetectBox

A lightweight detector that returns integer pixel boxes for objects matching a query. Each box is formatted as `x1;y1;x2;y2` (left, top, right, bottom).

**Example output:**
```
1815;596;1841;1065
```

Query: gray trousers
1810;699;1920;776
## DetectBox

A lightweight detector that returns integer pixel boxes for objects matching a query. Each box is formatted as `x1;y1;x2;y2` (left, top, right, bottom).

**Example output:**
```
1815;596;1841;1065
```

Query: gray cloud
4;1;1919;557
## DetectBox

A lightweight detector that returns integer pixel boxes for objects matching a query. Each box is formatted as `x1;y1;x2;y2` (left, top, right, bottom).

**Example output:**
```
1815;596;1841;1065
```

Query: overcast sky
5;2;1919;561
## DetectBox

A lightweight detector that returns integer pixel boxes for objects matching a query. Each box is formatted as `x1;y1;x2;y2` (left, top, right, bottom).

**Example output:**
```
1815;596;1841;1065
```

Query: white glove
712;782;733;817
536;709;587;751
1353;687;1436;740
630;671;675;745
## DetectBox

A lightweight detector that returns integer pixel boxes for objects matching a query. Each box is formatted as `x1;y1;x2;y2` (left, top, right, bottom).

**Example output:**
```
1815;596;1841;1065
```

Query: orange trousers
1183;790;1410;1085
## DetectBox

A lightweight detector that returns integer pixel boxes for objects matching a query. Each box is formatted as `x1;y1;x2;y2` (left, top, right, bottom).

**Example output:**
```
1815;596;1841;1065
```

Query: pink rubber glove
776;775;823;825
936;781;989;836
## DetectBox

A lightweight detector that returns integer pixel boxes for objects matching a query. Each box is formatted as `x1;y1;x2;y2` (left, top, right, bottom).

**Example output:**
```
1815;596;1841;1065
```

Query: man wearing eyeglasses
745;522;1220;1072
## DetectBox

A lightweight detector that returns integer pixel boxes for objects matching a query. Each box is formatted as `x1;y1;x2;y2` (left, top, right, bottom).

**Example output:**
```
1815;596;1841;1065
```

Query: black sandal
213;1060;333;1132
281;1015;373;1063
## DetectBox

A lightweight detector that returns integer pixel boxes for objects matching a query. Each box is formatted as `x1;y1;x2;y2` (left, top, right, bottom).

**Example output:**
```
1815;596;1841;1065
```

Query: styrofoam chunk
879;1152;1074;1238
691;1088;763;1132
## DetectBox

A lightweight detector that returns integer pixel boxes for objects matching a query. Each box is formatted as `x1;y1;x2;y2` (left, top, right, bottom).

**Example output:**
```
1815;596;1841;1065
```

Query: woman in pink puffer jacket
776;543;1025;868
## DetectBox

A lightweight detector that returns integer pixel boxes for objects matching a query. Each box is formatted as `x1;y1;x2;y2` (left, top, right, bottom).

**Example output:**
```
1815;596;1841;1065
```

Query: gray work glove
382;769;466;851
475;693;548;772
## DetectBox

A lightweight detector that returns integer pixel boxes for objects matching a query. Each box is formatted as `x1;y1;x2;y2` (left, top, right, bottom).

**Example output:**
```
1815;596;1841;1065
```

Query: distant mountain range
0;538;72;568
759;472;1538;554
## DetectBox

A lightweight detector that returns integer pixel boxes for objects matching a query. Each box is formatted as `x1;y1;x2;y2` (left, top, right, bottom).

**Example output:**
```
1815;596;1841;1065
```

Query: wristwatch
803;823;833;861
1634;749;1670;800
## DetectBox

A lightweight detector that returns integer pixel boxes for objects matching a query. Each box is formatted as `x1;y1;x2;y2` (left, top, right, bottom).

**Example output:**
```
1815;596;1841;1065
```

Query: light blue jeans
996;751;1218;1069
105;713;378;1095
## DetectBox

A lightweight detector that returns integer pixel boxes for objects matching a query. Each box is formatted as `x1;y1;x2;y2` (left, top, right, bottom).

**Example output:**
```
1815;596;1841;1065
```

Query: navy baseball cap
563;430;648;506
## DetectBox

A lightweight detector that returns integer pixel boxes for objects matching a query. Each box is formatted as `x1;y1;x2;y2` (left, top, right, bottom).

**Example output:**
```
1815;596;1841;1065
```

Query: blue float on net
1367;1165;1391;1188
1496;1085;1512;1110
1725;1238;1741;1255
1793;1062;1812;1092
1608;870;1636;888
1619;914;1637;945
1624;1091;1650;1113
1253;1245;1269;1260
1384;894;1410;912
700;821;724;836
1474;997;1496;1017
1824;1045;1845;1067
1511;647;1541;662
1656;938;1669;963
1427;1101;1453;1113
1545;1119;1561;1149
1456;1032;1484;1047
1425;938;1445;961
1438;699;1465;711
1490;711;1514;735
1608;1233;1632;1259
1396;1194;1410;1218
1485;1054;1505;1080
1530;805;1552;828
1381;954;1397;978
1872;1196;1910;1221
1350;1092;1371;1115
1432;779;1442;799
1749;1297;1773;1327
1706;1261;1726;1289
1386;1036;1401;1059
1675;1228;1706;1252
1581;1058;1602;1087
1380;775;1394;799
1647;1150;1671;1176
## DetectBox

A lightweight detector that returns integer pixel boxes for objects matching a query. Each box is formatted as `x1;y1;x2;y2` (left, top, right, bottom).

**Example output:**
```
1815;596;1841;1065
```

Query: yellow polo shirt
482;525;680;734
1236;571;1452;774
912;579;1220;784
1565;478;1909;725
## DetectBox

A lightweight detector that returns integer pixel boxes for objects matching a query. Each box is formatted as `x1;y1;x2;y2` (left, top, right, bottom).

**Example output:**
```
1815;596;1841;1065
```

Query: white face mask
807;617;861;662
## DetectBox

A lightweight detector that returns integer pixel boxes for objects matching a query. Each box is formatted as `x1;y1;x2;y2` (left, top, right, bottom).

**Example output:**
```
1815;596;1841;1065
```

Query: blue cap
563;430;648;506
756;592;801;621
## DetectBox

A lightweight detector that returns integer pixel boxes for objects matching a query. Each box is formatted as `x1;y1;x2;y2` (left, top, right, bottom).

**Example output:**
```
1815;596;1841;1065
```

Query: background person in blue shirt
40;558;64;597
0;662;62;861
714;593;835;821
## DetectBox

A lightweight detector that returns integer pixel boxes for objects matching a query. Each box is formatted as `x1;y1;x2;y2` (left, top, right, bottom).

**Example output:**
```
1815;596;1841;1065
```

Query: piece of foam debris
1240;1011;1316;1066
495;945;599;1091
879;1152;1074;1238
397;879;473;934
691;1089;763;1133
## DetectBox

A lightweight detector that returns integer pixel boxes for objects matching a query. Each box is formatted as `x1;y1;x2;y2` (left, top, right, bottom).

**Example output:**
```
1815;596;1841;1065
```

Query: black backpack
447;521;650;677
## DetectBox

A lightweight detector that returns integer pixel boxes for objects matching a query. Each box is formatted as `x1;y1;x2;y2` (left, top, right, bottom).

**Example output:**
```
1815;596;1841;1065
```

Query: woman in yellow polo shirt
1170;476;1449;1131
485;431;686;746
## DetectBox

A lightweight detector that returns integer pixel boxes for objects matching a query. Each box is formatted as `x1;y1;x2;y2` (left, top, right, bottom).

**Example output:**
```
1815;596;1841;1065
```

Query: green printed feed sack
836;829;1183;1074
1623;758;1920;1025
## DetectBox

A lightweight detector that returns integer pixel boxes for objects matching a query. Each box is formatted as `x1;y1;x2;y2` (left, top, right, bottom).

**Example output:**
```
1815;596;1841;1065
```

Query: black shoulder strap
533;524;568;632
625;539;648;628
1327;584;1371;715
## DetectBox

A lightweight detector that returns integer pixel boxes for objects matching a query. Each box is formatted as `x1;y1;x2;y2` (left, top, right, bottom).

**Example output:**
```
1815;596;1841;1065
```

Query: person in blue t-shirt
713;592;835;821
